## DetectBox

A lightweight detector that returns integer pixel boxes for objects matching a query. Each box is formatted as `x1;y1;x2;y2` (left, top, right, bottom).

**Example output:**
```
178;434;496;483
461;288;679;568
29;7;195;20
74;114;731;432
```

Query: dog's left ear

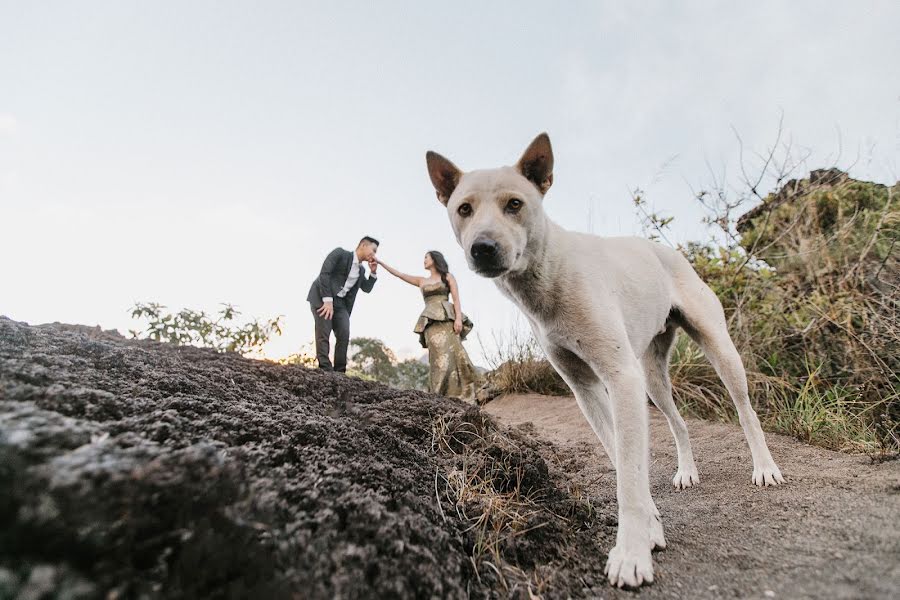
426;151;463;206
516;133;554;195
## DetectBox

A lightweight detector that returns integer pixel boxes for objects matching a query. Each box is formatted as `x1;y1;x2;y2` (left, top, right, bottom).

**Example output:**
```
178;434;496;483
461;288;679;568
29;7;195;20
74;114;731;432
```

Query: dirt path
484;394;900;600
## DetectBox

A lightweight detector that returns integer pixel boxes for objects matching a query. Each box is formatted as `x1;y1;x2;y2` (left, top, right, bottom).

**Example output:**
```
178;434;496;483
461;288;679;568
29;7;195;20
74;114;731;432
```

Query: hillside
0;318;608;599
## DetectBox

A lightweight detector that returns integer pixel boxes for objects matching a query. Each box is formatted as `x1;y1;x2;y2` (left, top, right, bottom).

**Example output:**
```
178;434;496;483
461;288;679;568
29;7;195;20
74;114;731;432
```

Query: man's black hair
359;236;380;247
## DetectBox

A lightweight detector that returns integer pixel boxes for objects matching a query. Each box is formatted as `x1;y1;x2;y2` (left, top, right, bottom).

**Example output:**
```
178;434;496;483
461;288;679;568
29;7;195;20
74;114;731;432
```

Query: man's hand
317;301;334;320
368;258;378;274
454;317;463;334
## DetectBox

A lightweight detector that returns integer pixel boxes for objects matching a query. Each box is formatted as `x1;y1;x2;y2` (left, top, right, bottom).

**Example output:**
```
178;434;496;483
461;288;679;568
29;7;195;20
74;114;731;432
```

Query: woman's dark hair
427;251;450;287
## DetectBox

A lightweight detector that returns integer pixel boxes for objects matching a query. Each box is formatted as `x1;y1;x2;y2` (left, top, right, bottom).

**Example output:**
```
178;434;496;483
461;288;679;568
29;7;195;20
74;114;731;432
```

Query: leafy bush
129;302;283;356
392;358;432;391
680;167;899;455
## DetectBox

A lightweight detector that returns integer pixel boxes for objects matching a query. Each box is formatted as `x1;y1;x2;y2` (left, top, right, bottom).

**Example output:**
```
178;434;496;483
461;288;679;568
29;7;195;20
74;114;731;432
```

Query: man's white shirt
322;252;375;303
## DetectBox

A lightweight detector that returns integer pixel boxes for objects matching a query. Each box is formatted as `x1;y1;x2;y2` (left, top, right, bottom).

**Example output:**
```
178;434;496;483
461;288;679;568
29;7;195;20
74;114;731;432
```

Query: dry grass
670;333;892;454
688;171;899;456
479;326;569;399
430;412;566;598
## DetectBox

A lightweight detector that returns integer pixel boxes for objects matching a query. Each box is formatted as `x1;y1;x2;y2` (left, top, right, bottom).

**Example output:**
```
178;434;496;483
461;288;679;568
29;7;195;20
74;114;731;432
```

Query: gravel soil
484;393;900;599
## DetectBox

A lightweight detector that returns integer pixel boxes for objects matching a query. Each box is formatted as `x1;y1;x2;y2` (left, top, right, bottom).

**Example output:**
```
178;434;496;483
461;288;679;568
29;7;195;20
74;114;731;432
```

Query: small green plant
129;302;283;356
278;343;318;368
632;186;675;244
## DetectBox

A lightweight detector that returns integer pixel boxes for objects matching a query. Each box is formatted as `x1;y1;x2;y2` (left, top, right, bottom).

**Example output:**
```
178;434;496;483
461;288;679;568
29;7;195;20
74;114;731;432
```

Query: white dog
425;133;784;588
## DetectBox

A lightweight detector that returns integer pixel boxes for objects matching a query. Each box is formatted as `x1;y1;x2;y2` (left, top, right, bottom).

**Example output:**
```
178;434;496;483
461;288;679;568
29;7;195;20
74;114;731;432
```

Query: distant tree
129;302;283;356
347;337;429;391
393;359;430;391
348;337;398;382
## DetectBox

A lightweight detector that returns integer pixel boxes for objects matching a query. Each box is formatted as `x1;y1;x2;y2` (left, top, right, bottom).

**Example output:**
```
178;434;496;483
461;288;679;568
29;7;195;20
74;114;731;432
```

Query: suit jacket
307;248;376;315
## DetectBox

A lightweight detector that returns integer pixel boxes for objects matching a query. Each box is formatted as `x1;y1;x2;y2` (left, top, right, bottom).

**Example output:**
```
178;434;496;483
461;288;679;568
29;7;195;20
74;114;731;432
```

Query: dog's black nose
471;238;500;261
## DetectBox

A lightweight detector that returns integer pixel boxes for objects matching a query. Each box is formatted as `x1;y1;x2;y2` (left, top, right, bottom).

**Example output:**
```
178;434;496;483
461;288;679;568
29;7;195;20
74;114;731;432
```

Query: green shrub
129;302;283;357
685;170;899;455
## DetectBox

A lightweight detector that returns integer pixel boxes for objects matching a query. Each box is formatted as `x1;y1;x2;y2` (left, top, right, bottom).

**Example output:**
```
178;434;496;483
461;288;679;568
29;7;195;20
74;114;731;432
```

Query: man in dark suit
307;236;379;371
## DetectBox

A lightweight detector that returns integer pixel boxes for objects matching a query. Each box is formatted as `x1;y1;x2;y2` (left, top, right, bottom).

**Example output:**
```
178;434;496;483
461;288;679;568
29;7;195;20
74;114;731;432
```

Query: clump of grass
765;376;885;453
430;411;568;597
670;339;889;454
478;326;570;399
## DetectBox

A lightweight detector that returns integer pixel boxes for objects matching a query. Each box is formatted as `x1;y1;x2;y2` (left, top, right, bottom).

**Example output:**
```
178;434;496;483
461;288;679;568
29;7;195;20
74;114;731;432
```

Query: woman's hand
376;260;422;287
454;317;463;335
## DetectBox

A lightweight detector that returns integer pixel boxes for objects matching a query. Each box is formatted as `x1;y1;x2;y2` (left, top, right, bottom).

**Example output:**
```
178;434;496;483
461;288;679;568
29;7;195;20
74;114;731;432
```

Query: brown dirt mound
0;318;608;599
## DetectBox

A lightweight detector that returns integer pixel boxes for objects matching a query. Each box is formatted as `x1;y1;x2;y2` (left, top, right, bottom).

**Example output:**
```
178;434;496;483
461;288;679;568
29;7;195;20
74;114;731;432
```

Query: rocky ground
0;318;611;599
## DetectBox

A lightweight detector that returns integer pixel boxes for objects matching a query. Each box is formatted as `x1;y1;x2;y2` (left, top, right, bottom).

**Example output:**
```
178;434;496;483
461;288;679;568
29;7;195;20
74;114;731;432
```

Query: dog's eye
457;203;473;217
505;198;523;213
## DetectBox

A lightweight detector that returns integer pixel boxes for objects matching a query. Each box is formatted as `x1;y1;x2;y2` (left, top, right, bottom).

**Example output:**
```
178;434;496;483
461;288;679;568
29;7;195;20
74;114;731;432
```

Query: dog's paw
752;463;785;487
649;512;666;551
672;467;700;490
605;543;654;588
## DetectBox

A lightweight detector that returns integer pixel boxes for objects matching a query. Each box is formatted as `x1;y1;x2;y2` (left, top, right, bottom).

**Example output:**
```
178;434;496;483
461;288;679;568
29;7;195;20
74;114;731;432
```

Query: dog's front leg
602;364;656;588
545;343;666;555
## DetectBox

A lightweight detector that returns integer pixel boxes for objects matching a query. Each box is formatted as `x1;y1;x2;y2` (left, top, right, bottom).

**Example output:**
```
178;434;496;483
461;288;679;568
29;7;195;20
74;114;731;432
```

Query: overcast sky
2;1;898;365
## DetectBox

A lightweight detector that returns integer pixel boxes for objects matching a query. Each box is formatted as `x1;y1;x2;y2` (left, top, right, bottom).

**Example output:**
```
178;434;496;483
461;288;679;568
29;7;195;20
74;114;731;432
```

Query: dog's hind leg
642;325;699;490
674;285;785;486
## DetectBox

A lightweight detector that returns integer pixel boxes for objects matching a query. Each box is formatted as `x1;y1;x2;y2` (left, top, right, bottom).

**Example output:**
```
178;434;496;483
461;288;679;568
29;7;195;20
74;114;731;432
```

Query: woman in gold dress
376;251;479;402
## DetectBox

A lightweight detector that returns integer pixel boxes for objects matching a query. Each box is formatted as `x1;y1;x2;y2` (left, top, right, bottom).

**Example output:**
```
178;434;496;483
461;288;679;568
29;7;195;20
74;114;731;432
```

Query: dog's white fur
426;133;784;588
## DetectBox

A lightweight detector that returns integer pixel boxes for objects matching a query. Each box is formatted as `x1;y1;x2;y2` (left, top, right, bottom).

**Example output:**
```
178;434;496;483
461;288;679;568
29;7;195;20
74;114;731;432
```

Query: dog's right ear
426;151;462;206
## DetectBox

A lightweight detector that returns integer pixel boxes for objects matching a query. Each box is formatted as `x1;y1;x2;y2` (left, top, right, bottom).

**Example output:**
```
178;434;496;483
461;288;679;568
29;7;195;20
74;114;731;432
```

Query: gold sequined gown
414;281;478;402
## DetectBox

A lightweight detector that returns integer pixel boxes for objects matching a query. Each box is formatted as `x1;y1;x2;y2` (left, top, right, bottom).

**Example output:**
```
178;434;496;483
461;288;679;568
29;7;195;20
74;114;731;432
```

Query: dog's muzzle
470;237;506;277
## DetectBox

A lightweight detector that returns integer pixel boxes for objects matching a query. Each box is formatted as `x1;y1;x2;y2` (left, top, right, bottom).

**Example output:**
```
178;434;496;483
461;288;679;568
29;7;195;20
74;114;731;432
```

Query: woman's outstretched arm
376;259;423;287
447;274;464;334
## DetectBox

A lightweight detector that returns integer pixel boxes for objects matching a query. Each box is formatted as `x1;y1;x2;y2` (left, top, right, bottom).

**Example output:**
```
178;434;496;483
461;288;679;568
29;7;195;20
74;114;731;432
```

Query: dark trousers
310;298;351;372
